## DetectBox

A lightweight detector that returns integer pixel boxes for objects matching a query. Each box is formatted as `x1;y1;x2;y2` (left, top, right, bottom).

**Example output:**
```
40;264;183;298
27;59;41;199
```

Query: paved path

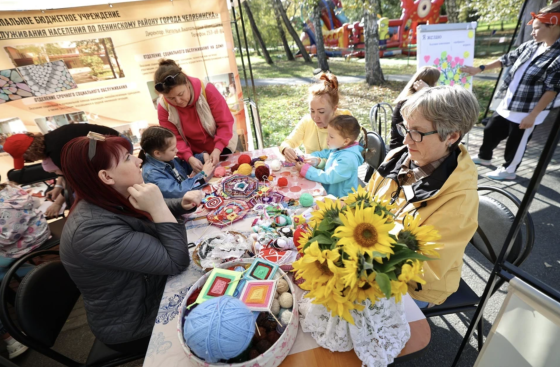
242;73;499;87
15;110;560;367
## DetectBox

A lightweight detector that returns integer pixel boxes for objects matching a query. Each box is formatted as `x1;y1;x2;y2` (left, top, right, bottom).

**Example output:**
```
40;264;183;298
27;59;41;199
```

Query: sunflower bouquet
292;182;442;325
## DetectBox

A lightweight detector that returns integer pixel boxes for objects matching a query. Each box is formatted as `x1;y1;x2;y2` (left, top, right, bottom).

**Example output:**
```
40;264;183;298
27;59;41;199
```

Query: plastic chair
359;130;387;184
0;250;145;367
422;186;535;350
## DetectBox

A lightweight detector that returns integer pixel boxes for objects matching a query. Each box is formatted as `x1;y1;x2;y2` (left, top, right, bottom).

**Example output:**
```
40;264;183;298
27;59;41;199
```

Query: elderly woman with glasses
154;59;237;172
367;85;480;308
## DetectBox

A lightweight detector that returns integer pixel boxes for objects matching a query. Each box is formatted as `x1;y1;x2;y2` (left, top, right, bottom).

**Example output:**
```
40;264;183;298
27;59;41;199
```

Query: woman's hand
127;183;165;213
201;160;215;181
203;152;211;163
210;148;221;165
128;183;177;223
283;147;298;163
46;186;62;201
181;190;203;210
460;66;481;76
413;80;429;91
520;115;536;130
45;203;62;218
188;156;204;173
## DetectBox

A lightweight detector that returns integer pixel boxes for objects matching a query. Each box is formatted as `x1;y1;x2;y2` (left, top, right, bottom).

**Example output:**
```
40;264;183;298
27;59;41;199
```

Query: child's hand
304;156;320;167
295;162;304;175
202;160;215;181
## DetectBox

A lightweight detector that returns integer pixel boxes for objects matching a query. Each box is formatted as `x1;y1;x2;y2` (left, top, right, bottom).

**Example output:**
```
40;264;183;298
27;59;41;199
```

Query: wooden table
144;147;431;367
282;319;431;366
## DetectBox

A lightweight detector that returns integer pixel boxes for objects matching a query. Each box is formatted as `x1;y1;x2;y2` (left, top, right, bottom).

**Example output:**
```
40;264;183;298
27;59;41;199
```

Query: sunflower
295;225;312;252
335;204;396;258
398;214;442;258
372;193;397;221
340;257;359;290
308;197;343;228
321;288;365;324
398;260;426;285
344;185;373;208
345;271;384;304
390;280;408;303
293;241;342;302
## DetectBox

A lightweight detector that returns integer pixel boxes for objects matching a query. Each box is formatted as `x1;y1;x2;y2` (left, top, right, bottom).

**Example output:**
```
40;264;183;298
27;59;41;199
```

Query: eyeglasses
87;131;106;161
154;73;179;93
396;123;438;143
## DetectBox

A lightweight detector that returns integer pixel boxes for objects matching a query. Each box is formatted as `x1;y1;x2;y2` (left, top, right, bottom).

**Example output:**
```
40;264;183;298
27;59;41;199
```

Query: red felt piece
277;177;288;187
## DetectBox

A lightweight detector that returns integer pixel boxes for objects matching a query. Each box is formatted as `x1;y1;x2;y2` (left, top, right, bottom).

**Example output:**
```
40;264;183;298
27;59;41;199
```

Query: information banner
0;0;247;165
417;22;477;91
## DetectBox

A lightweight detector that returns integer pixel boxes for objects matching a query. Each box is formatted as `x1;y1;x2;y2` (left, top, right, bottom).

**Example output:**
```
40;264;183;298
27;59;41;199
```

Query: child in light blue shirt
140;126;215;198
296;115;364;198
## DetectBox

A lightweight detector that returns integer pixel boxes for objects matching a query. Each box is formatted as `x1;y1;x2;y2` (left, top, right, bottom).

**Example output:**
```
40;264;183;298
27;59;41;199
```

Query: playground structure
296;0;448;58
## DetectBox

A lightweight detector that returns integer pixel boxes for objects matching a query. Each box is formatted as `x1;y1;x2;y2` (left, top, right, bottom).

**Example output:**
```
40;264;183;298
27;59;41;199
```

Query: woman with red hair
59;134;202;354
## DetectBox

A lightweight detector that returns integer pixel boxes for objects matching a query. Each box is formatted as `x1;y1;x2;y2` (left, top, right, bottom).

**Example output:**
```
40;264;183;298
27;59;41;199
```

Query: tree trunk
254;38;262;56
242;1;273;64
446;0;459;23
275;0;312;63
272;0;294;61
364;0;384;86
313;4;329;72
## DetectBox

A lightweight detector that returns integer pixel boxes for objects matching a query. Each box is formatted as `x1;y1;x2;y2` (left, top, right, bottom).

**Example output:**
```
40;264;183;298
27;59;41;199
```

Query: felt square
238;280;277;311
207;276;230;297
245;259;278;280
194;268;243;306
251;263;273;280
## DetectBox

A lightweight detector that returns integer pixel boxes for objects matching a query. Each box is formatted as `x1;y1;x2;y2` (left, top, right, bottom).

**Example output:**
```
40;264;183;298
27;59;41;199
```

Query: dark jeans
105;335;151;355
478;114;535;173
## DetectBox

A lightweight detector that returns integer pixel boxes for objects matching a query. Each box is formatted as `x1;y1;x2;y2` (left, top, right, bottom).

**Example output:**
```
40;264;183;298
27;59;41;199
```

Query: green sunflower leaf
376;249;433;273
387;271;398;281
310;234;334;245
376;273;392;298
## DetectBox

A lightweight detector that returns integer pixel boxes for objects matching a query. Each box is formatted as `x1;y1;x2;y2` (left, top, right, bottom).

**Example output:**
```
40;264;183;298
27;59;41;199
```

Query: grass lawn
237;53;503;80
246;79;495;148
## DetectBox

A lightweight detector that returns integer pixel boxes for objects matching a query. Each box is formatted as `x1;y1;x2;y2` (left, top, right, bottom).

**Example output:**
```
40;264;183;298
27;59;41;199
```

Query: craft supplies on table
177;259;299;367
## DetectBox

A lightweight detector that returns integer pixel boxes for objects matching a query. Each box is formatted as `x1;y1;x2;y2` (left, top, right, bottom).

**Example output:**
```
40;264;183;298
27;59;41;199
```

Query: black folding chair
0;251;145;367
359;130;388;184
422;186;535;350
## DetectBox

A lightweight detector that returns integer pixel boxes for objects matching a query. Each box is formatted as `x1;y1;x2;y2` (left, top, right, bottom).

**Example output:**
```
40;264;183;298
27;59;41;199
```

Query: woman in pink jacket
154;59;237;172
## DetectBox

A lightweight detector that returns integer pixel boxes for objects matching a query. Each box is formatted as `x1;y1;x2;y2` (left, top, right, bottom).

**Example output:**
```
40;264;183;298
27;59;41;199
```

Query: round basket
192;231;250;272
177;259;299;367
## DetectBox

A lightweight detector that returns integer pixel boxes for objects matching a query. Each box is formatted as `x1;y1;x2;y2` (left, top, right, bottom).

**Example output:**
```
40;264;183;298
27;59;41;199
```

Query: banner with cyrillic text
0;0;247;159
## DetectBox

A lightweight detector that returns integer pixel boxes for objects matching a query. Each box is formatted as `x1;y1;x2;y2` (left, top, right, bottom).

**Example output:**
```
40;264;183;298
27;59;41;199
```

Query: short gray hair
400;85;479;148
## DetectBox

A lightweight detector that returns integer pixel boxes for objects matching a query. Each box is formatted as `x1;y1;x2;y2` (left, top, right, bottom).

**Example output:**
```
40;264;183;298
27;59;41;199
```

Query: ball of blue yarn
184;296;255;363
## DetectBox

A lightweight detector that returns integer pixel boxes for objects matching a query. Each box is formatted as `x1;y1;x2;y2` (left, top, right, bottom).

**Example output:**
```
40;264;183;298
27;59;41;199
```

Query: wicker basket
177;259;299;367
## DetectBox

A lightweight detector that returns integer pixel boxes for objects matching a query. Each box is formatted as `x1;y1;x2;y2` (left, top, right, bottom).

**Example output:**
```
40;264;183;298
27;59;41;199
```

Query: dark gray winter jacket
60;199;191;345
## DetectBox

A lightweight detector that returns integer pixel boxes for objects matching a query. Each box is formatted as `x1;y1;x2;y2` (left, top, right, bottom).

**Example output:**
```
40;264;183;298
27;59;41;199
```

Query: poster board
417;22;477;91
0;0;247;176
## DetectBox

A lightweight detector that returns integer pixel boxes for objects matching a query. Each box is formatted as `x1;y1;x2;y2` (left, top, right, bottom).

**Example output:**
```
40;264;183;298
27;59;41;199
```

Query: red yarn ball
255;165;270;181
238;154;252;165
278;177;288;187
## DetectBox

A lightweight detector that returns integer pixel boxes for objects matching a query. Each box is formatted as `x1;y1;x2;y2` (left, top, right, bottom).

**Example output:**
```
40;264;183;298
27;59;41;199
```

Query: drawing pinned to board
417;23;476;92
0;68;34;104
433;51;473;89
17;60;78;96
